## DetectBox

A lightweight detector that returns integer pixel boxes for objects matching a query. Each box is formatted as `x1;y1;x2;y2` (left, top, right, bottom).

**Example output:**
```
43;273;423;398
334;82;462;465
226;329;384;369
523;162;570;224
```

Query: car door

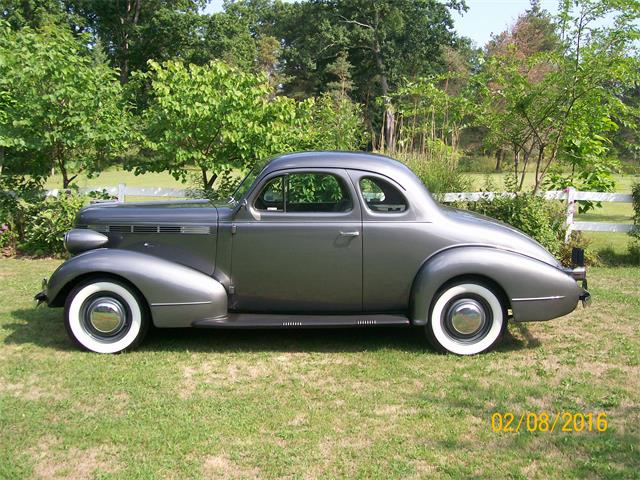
348;170;427;313
229;168;362;313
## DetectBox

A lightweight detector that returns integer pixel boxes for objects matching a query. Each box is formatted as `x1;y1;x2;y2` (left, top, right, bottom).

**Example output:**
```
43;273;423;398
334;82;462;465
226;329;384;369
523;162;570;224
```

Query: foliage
466;191;566;257
0;22;130;188
395;141;470;198
133;60;309;191
477;0;640;193
301;94;368;151
0;175;88;256
393;75;477;153
18;193;87;256
273;0;466;148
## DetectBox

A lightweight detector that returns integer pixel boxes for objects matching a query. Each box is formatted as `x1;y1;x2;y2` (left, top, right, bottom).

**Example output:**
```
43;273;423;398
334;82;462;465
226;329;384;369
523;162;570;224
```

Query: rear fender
410;247;581;324
46;249;227;327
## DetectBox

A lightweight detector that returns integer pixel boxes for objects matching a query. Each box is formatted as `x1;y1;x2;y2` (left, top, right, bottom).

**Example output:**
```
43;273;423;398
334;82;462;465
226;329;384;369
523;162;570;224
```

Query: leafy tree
393;74;477;153
64;0;206;83
133;60;309;190
0;22;131;187
303;94;367;151
273;0;466;149
478;0;640;193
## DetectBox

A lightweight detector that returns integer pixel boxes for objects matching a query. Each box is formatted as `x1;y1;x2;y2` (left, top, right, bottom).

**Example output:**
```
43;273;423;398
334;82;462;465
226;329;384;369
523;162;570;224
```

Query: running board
192;313;410;329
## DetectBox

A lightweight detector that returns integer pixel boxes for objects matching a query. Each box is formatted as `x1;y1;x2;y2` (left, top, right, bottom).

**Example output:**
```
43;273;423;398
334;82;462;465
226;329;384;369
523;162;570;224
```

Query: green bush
0;177;89;257
465;192;566;258
394;140;471;198
18;194;87;256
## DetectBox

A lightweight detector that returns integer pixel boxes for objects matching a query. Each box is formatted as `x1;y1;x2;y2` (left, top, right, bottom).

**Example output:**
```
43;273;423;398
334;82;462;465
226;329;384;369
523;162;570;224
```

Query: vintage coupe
36;152;590;355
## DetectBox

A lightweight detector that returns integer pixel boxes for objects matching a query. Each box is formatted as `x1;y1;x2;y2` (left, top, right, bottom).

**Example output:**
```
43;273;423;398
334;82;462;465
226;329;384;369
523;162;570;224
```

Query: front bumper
34;278;48;306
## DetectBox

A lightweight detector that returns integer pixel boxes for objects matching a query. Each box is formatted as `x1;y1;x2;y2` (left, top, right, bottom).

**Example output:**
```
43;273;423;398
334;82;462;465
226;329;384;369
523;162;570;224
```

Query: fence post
564;187;576;242
117;183;126;203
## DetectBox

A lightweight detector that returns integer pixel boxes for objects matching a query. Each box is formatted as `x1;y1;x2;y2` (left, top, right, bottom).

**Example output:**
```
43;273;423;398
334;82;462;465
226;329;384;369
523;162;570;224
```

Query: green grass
44;167;188;190
466;172;639;193
1;259;638;479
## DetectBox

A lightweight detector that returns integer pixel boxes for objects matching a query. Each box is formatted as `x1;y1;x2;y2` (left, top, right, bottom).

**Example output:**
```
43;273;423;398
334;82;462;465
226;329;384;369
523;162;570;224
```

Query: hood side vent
133;225;160;234
159;225;182;234
109;225;133;233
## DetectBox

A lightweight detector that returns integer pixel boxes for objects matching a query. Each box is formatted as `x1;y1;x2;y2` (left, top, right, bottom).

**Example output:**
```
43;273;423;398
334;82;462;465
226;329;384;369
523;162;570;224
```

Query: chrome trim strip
151;301;213;306
511;296;565;302
81;224;214;235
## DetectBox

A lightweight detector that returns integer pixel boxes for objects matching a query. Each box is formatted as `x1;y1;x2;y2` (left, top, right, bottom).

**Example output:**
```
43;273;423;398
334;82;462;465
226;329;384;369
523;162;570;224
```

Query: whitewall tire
65;278;149;353
426;281;506;355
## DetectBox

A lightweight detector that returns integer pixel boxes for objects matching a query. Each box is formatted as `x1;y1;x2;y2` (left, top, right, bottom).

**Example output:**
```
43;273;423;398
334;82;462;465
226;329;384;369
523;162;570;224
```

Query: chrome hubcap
448;299;485;335
86;298;126;335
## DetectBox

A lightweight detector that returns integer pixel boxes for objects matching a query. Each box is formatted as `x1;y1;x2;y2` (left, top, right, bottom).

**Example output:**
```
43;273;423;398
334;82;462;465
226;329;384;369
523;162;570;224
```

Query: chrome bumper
564;263;590;308
34;278;48;307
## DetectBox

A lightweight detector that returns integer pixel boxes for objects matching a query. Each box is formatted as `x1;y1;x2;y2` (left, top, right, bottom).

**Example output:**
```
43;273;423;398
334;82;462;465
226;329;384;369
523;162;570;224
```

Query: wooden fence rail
44;184;635;240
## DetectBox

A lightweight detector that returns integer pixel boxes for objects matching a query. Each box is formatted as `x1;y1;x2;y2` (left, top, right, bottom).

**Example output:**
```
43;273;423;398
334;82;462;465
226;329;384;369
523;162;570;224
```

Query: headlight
64;229;109;254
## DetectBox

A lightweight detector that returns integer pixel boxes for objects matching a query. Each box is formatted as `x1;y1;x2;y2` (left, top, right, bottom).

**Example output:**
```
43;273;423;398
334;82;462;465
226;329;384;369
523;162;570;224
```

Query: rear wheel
426;281;506;355
65;278;149;353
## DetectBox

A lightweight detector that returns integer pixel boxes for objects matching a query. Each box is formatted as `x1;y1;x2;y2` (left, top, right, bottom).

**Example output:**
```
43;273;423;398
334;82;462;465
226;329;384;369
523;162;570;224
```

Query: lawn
1;259;638;479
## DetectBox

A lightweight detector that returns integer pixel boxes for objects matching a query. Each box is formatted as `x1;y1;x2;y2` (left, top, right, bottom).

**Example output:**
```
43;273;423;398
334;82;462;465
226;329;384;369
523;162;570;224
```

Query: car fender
410;246;581;324
46;248;227;328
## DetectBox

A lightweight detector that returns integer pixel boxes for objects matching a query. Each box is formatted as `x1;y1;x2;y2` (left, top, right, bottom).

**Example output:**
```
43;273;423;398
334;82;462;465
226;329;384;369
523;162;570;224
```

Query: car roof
261;151;417;184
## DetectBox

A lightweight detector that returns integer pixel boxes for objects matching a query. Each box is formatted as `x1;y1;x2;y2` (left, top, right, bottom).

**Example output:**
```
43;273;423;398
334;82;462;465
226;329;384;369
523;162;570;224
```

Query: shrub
0;177;89;256
394;140;470;198
18;193;87;256
465;192;566;258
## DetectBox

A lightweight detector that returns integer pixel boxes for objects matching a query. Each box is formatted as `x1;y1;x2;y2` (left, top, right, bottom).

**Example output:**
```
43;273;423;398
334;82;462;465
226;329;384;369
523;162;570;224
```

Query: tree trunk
201;168;217;191
373;38;395;152
495;149;503;172
118;0;142;84
533;146;545;194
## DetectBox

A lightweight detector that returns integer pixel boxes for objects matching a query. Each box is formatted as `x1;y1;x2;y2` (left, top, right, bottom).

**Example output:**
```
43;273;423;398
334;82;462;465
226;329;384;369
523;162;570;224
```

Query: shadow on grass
597;246;639;267
5;308;540;354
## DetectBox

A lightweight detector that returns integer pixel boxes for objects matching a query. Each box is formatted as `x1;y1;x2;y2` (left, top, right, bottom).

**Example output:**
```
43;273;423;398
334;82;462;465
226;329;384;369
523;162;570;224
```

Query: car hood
441;206;561;267
76;200;219;226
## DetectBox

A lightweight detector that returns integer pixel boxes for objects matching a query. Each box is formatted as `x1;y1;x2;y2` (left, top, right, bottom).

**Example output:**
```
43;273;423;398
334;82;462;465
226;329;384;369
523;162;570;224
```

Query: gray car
35;151;590;355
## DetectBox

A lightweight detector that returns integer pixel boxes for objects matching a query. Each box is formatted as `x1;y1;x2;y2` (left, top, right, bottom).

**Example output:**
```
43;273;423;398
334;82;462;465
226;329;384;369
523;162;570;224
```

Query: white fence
46;184;635;240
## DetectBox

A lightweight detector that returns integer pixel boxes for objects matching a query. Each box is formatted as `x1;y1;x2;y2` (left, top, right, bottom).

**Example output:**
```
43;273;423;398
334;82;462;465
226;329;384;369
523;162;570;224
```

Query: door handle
339;231;360;237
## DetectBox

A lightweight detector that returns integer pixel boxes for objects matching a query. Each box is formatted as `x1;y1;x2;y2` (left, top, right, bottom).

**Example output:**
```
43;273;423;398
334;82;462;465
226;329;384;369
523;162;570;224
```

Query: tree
273;0;466;150
64;0;206;83
0;22;131;187
133;60;309;190
478;0;640;193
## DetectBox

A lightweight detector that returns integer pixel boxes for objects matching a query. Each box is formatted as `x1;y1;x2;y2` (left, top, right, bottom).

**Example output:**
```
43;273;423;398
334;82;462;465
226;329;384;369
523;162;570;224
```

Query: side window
287;173;351;212
359;177;407;213
255;173;352;213
255;176;284;211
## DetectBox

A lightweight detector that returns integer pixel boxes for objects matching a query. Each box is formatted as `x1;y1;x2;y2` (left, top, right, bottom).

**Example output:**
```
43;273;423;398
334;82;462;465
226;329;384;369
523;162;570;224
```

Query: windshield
228;162;265;204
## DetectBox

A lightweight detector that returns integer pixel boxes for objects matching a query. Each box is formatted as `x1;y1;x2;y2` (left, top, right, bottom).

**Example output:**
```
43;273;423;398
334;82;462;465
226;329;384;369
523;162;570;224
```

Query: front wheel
426;281;506;355
65;278;149;353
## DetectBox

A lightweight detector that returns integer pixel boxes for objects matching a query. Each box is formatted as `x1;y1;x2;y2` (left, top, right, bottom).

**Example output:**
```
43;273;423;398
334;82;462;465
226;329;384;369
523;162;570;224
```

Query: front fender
46;249;227;327
410;246;582;324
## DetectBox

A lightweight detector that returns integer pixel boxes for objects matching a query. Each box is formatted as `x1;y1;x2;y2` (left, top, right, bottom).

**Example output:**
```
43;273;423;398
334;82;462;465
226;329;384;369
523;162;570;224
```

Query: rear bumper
564;265;590;308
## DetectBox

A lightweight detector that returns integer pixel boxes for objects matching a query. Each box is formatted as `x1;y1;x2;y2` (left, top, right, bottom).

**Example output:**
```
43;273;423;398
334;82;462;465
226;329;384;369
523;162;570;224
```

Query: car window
255;176;284;211
359;177;407;213
255;173;352;213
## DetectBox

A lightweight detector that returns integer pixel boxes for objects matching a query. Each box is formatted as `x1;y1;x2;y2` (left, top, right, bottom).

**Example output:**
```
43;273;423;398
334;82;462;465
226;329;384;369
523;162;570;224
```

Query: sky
204;0;559;48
